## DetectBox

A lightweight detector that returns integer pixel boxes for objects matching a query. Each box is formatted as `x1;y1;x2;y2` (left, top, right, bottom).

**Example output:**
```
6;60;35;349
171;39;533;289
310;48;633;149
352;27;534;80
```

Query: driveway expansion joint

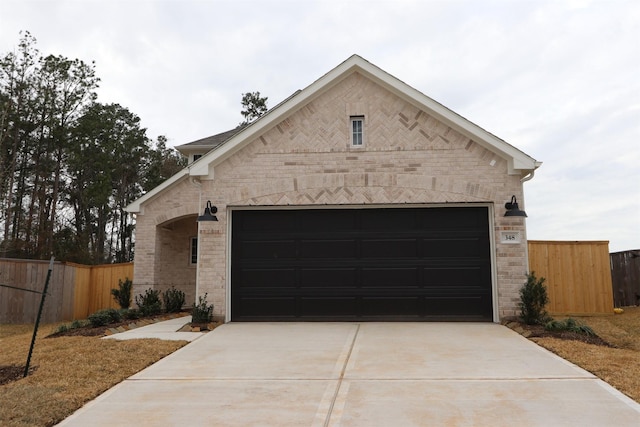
322;323;360;427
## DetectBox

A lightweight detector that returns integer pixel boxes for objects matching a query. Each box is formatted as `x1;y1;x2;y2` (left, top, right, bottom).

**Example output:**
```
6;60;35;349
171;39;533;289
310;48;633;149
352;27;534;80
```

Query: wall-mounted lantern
197;200;218;222
504;195;527;217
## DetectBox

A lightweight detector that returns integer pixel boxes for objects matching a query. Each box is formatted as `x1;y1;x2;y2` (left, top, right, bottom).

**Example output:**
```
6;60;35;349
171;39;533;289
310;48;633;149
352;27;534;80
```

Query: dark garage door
231;207;492;321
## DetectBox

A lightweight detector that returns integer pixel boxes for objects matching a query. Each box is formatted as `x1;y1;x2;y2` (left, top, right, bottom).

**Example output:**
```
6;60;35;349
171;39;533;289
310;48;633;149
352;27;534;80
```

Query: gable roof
175;125;246;156
126;55;540;213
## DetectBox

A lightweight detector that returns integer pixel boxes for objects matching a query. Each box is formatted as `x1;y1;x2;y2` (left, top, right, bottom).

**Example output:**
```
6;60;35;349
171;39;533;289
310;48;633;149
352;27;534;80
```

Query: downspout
191;177;202;305
519;170;535;277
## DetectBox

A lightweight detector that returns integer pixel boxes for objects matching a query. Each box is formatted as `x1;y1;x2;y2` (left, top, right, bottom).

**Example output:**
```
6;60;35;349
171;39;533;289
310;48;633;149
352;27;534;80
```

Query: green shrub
110;278;133;309
191;293;213;324
54;319;90;334
70;319;90;329
135;288;162;317
54;324;69;334
163;286;186;313
545;318;596;336
122;308;141;320
519;272;550;325
88;308;122;327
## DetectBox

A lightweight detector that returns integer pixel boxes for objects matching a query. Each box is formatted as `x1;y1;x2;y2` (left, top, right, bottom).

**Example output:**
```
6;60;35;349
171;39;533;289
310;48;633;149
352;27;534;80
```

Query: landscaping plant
88;308;123;327
135;288;163;316
191;293;214;324
519;272;550;325
163;286;186;313
545;318;596;336
53;319;91;334
122;308;141;320
110;278;133;309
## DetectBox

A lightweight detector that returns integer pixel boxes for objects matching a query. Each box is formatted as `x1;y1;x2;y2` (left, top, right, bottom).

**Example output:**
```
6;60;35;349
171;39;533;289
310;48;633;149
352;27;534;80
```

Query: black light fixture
504;195;527;217
197;200;218;221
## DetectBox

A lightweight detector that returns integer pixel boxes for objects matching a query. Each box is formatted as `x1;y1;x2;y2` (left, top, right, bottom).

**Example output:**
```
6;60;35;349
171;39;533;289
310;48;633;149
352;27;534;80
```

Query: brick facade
133;70;532;321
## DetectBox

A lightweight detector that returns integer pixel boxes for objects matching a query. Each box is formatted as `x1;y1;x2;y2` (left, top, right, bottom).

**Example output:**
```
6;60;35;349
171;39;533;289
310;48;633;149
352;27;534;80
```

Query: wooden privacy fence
528;241;614;316
2;242;623;323
0;259;133;324
610;250;640;307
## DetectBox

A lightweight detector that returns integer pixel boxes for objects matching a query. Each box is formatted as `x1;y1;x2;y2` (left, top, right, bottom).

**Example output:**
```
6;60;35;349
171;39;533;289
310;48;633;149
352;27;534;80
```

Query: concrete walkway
102;315;203;342
59;322;640;426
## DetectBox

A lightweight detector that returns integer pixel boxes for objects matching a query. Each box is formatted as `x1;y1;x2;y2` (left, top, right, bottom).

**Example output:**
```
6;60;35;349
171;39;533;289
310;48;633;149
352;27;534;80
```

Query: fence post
24;257;54;377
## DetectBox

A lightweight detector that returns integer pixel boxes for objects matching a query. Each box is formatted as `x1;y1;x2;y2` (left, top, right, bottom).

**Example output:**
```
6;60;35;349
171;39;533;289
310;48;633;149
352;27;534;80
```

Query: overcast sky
2;0;638;252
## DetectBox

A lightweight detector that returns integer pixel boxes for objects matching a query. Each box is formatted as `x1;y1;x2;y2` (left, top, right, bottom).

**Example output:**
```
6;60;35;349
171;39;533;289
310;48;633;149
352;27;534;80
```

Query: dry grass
0;322;187;427
532;306;640;403
2;308;639;425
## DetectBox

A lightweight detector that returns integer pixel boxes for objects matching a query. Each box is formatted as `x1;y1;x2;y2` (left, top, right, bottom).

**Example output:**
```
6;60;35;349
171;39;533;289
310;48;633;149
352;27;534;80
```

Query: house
125;55;541;322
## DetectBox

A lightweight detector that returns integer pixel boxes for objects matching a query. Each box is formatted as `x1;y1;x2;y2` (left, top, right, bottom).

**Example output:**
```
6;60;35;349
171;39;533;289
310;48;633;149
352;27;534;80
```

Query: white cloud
1;0;638;251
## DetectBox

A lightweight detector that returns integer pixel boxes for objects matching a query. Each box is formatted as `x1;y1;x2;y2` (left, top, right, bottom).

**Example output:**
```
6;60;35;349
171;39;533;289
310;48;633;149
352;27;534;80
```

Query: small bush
54;319;90;334
122;308;141;320
163;286;186;313
70;319;90;329
519;272;551;325
54;324;69;334
88;308;122;327
191;293;213;324
545;318;596;336
135;288;163;317
110;278;133;309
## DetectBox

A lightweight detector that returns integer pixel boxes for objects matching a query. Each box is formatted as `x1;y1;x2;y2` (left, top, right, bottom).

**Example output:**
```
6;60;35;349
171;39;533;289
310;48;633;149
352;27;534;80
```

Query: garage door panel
299;268;357;288
237;268;296;288
422;266;490;287
423;296;492;318
360;209;418;230
360;297;421;316
361;239;418;258
422;238;487;258
419;208;486;229
298;210;357;231
361;267;419;288
240;240;297;260
299;239;357;259
300;297;358;317
238;210;298;232
231;207;492;321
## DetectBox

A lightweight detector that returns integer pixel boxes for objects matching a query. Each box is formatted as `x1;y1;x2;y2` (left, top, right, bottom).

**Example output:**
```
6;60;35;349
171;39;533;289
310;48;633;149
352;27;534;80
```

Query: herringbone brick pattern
134;71;528;320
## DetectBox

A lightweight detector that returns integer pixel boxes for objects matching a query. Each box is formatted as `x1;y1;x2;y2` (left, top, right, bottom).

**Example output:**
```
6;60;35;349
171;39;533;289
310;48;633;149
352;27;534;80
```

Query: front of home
125;55;540;322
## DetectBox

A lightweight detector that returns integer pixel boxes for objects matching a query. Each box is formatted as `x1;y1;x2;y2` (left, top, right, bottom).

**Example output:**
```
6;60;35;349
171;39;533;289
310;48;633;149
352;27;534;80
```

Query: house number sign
500;231;521;244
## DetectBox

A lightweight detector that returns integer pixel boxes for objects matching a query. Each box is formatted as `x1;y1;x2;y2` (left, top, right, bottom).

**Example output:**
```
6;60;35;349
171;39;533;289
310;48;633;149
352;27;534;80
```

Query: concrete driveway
58;323;640;426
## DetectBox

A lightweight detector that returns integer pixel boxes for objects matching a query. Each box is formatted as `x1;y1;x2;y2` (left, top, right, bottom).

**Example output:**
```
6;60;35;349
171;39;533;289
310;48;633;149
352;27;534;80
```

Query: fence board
1;259;134;323
0;259;72;324
70;263;92;320
610;250;640;307
528;241;614;315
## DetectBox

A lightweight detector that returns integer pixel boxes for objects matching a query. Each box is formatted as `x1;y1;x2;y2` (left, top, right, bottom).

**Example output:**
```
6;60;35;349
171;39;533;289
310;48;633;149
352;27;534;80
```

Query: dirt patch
46;312;191;338
0;365;37;386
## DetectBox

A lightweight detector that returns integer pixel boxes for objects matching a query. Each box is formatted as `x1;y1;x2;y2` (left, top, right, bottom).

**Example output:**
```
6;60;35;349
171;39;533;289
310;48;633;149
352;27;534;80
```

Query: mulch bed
46;312;192;338
503;320;612;347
